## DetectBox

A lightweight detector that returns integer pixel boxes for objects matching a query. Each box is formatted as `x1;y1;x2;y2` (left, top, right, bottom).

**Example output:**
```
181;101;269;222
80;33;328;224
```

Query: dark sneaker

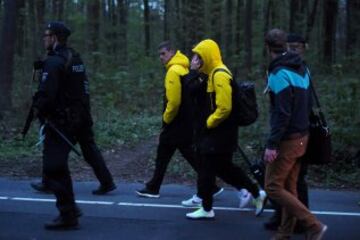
92;183;116;195
30;182;52;194
44;216;79;230
135;188;160;198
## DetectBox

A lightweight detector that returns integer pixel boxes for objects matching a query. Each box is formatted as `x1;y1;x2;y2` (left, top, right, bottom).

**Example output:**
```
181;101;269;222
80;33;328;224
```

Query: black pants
77;127;114;187
43;127;114;188
43;127;76;215
146;139;199;193
198;152;260;211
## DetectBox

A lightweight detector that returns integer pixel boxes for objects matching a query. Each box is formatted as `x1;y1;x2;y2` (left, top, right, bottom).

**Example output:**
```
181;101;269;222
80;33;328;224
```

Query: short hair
265;28;287;53
158;41;176;52
287;33;306;44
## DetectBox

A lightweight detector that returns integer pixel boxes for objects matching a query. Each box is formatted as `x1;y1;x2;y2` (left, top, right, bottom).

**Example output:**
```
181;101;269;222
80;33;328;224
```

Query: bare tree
224;0;233;66
244;0;252;76
210;0;222;45
163;0;169;40
305;0;319;42
346;0;360;56
0;0;19;112
118;0;129;66
86;0;100;71
143;0;150;56
323;0;338;64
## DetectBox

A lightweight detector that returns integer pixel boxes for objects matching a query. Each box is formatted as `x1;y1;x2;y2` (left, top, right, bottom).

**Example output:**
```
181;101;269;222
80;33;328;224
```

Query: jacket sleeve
163;66;182;124
33;57;63;116
207;72;232;128
266;70;292;149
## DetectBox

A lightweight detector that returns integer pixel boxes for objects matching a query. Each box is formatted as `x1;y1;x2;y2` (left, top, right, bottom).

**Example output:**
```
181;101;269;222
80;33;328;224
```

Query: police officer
33;21;114;230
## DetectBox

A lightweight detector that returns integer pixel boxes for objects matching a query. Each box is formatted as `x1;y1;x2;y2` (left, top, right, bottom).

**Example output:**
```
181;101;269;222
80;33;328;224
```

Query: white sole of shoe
135;191;160;198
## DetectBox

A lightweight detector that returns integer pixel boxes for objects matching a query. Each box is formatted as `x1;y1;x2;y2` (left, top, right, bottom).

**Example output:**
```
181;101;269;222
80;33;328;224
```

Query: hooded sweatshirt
266;51;312;149
163;50;190;124
191;39;237;154
192;39;233;129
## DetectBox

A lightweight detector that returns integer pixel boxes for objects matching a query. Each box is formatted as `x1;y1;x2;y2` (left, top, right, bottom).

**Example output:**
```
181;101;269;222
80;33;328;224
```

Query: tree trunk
234;0;243;78
210;0;222;45
143;0;150;57
305;0;319;42
15;0;25;57
0;0;18;112
164;0;169;40
86;0;100;72
118;0;128;66
323;0;338;65
224;0;233;66
35;0;45;53
52;0;64;20
346;0;360;56
244;0;252;76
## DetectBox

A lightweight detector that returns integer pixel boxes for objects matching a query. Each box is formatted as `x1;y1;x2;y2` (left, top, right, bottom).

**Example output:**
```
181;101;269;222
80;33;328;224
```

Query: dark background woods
0;0;359;188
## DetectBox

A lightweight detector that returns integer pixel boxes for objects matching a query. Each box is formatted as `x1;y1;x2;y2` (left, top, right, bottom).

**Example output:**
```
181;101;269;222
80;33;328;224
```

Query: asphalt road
0;178;359;240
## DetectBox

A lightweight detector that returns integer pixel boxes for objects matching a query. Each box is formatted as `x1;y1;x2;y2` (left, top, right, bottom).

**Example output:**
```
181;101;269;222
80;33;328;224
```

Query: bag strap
306;68;328;126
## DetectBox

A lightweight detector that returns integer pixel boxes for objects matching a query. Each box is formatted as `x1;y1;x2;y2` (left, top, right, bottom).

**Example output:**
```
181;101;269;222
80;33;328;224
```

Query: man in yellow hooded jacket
136;41;223;198
185;39;266;219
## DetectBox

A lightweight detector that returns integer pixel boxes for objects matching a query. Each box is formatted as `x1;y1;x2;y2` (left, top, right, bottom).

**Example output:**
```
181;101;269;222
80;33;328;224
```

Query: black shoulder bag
304;79;332;165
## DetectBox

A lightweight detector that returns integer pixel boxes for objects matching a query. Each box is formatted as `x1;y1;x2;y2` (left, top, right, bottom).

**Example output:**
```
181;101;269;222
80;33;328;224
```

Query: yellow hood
166;50;189;70
192;39;223;75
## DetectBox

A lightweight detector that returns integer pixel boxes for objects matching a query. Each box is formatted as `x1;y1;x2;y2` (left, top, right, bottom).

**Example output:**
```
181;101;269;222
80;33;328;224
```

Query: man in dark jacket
136;41;223;199
31;23;116;196
263;28;327;240
33;22;114;230
264;33;311;233
185;39;266;219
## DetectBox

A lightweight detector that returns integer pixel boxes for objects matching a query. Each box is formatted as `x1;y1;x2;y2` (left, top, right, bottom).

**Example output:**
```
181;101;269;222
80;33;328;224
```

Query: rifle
21;68;37;138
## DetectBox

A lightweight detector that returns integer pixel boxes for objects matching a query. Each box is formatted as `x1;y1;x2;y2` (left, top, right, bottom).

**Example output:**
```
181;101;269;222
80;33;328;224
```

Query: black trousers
77;127;114;187
43;127;114;188
198;152;260;211
43;127;76;215
146;139;199;193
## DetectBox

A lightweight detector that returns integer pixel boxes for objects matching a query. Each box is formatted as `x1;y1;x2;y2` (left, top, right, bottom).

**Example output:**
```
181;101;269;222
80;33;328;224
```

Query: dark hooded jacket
266;51;312;149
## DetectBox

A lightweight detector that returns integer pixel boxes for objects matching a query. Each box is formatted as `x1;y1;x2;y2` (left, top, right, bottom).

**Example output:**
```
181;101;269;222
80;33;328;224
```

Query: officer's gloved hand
33;60;44;70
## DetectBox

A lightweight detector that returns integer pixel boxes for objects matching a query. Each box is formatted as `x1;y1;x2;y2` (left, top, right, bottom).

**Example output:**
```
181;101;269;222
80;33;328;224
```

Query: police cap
46;21;71;38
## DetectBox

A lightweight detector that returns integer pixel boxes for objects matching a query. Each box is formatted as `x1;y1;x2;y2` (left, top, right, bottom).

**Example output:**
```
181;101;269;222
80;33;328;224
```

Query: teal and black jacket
266;51;312;150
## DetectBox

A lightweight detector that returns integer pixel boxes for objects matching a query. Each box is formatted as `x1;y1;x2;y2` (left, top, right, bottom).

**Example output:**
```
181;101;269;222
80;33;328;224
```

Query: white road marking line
12;197;55;202
76;200;114;205
1;196;360;217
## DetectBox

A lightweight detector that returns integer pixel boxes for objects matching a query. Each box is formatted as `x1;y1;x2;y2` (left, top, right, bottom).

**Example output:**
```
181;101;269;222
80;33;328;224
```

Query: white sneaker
238;188;252;208
182;195;202;207
252;190;267;216
186;207;215;219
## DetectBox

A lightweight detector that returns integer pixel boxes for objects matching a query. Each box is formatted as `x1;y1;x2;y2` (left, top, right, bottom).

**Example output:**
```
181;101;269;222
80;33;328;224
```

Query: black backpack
212;68;258;126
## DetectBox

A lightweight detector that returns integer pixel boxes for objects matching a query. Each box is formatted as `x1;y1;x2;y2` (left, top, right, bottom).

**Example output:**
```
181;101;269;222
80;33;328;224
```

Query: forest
0;0;359;188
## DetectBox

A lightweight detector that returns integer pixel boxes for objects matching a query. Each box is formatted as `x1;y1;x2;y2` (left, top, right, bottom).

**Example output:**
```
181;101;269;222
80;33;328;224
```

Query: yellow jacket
192;39;232;129
163;50;190;124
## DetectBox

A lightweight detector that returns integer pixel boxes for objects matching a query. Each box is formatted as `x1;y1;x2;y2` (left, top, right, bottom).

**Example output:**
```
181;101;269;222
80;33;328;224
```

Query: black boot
44;212;79;230
30;181;52;194
92;183;116;195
